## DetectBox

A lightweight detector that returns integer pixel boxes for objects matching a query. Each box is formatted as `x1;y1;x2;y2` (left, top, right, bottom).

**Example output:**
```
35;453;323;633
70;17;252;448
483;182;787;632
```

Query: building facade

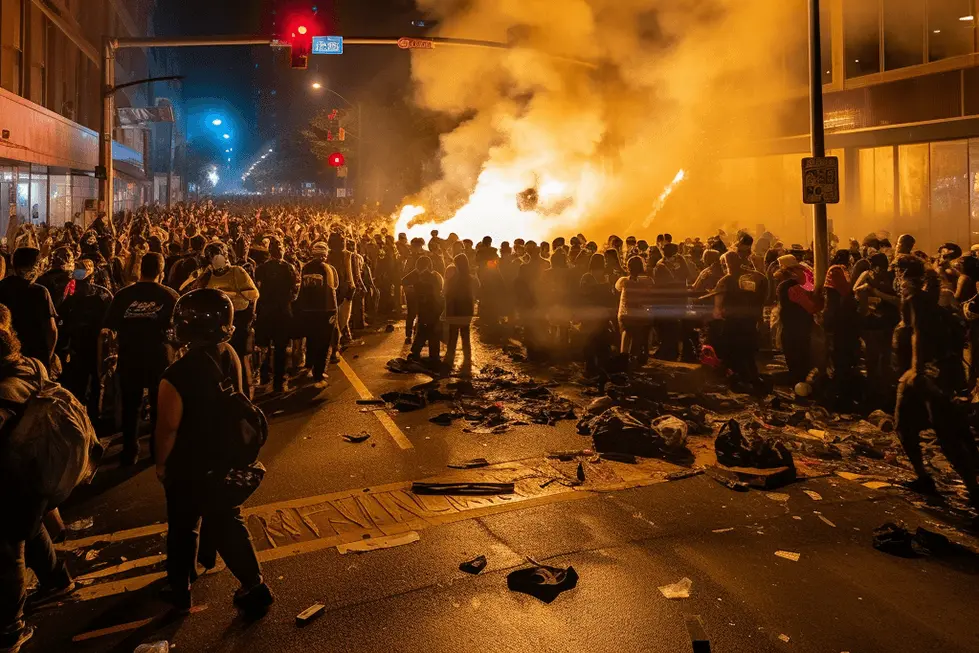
710;0;979;251
0;0;174;230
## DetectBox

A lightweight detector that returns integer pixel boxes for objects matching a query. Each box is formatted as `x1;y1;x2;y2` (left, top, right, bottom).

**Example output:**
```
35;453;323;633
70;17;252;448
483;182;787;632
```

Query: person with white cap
58;257;113;423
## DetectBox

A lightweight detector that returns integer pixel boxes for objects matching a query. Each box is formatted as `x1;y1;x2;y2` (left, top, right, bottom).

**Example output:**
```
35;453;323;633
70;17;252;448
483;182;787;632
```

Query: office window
884;0;926;69
845;0;882;78
928;0;975;61
27;3;47;105
0;0;22;94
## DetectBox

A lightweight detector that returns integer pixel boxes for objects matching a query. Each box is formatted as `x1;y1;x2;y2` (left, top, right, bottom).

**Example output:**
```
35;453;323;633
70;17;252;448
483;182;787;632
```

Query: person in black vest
254;237;299;393
296;242;339;386
155;289;273;615
103;253;179;464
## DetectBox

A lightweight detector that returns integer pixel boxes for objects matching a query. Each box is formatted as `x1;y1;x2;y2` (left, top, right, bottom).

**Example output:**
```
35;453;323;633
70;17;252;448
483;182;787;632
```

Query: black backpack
206;354;268;472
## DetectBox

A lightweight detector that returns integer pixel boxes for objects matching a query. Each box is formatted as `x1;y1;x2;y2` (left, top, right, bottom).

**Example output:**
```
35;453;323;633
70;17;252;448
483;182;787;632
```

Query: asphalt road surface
24;323;979;653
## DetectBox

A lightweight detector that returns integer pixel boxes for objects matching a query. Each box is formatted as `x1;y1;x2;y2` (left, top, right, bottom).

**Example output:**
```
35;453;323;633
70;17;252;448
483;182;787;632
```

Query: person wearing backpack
155;288;273;615
0;305;79;653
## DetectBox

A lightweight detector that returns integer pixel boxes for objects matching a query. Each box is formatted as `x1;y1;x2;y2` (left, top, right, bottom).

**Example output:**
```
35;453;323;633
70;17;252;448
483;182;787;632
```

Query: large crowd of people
2;199;979;651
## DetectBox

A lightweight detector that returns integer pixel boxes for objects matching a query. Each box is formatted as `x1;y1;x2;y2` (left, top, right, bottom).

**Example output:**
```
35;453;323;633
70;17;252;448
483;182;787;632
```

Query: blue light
223;134;230;139
212;118;222;126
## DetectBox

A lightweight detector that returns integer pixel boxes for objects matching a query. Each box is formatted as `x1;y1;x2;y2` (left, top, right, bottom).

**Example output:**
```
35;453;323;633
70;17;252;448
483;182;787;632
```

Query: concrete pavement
23;324;979;652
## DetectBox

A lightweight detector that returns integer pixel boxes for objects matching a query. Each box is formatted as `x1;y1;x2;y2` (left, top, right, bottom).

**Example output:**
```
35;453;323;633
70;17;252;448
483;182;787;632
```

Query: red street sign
398;37;435;50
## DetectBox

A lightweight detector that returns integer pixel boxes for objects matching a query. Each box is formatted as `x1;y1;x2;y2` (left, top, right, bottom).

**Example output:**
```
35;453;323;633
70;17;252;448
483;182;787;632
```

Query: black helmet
203;241;228;260
172;288;235;346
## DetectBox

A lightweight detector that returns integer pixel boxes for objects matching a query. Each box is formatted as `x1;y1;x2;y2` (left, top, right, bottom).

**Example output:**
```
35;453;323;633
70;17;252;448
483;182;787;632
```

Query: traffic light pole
808;0;828;291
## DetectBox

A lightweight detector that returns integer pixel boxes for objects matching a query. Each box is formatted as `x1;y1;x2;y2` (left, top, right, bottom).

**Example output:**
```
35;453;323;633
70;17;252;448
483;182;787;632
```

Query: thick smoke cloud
404;0;807;242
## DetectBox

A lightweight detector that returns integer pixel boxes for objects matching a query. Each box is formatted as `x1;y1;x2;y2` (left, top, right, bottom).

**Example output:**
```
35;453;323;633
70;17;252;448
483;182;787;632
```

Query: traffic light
290;23;310;69
328;152;345;167
326;108;339;140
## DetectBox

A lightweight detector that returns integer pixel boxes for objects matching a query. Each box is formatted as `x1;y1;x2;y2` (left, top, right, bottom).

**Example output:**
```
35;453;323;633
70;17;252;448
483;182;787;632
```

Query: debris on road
765;492;790;503
337;531;420;554
599;452;638;464
67;517;94;532
133;643;170;653
411;482;515;495
342;432;371;443
778;633;791;643
658;576;693;599
666;469;704;481
774;550;801;562
684;614;711;653
872;522;963;558
706;468;750;492
506;563;579;603
802;490;823;501
447;458;490;469
355;399;386;406
459;554;488;574
818;515;837;528
385;357;433;375
380;390;427;412
295;603;326;626
715;419;794;470
712;527;735;533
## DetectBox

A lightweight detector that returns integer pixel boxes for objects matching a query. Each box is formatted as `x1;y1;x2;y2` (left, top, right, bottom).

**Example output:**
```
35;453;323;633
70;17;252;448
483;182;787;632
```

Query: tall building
712;0;979;251
0;0;171;228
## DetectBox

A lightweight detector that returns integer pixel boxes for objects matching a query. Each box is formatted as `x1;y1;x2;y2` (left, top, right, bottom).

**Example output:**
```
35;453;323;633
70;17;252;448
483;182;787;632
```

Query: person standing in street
36;247;73;311
406;256;443;366
0;248;57;373
155;289;273;615
254;237;299;393
102;253;179;465
296;242;339;387
442;254;478;375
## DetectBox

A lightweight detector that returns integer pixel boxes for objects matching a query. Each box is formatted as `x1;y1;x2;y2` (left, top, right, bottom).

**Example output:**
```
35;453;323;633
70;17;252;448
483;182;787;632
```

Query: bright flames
393;165;607;244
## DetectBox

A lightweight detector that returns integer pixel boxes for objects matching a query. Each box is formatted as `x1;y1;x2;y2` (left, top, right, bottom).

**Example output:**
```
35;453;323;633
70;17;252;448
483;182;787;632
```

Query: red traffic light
328;152;345;167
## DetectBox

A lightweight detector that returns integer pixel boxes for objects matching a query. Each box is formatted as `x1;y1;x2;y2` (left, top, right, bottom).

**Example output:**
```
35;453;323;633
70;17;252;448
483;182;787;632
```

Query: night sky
154;0;422;186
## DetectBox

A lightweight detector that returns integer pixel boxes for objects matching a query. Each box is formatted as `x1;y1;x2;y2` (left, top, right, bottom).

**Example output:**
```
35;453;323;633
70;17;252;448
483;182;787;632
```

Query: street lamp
212;118;222;126
312;82;322;89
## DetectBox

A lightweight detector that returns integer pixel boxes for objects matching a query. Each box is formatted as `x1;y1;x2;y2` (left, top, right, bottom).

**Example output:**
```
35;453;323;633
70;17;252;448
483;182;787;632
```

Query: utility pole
808;0;828;290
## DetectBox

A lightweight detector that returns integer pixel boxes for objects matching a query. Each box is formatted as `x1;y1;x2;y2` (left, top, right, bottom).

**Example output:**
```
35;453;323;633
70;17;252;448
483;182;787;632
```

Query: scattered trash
547;449;593;461
429;412;460;426
658;577;693;599
67;517;94;532
586;396;614;415
599;452;638;464
684;614;711;653
342;432;371;443
765;493;790;503
506;563;579;603
873;522;961;558
385;358;433;375
355;399;386;406
867;409;895;432
581;407;684;458
447;458;490;469
774;550;801;562
862;481;891;490
411;482;515;495
778;633;791;643
385;324;395;333
459;554;488;575
337;531;420;554
818;515;837;528
84;549;99;562
802;490;823;501
576;462;586;483
295;603;326;626
666;469;704;481
651;415;689;451
712;527;735;533
715;419;794;471
851;441;885;460
380;390;427;412
133;643;170;653
706;468;750;492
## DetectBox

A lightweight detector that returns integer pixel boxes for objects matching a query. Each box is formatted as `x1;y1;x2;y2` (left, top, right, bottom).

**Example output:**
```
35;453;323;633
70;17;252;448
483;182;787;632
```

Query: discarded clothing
385;357;433;375
380;390;427;412
714;419;794;469
651;415;688;452
506;564;579;603
342;432;371;443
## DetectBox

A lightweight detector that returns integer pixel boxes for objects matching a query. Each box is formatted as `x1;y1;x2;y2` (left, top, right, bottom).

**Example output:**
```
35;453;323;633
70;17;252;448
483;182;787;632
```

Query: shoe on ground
903;476;939;495
233;582;274;617
27;578;75;609
0;625;34;653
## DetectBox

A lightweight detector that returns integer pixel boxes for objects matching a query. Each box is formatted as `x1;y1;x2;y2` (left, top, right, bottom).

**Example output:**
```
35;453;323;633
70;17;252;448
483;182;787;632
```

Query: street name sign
312;36;344;55
802;156;840;204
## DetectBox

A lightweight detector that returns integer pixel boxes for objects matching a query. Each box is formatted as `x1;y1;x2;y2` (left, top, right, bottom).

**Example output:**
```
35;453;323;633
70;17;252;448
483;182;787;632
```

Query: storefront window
898;144;929;242
967;139;979;245
884;0;926;69
29;165;47;224
48;173;70;227
845;0;882;78
928;0;975;62
930;140;970;247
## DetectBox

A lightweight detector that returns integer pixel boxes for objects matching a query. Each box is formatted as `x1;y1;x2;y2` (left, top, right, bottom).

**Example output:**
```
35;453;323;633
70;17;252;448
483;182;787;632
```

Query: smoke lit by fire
397;0;807;242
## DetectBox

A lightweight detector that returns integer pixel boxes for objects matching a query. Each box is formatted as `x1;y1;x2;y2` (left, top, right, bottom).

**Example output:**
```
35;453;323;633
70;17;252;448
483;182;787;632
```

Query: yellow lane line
337;355;413;449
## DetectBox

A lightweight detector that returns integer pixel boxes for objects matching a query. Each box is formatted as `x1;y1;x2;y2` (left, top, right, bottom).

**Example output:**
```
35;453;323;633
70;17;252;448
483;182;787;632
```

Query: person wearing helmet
182;242;260;395
36;247;74;310
155;289;273;615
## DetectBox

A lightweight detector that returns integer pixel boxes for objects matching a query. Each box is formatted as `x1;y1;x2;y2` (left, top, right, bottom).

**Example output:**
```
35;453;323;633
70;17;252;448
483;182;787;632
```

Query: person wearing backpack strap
0;306;76;653
155;288;273;616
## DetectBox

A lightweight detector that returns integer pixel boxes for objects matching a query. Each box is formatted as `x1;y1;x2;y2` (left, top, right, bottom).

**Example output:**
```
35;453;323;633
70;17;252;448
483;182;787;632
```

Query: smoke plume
403;0;808;243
